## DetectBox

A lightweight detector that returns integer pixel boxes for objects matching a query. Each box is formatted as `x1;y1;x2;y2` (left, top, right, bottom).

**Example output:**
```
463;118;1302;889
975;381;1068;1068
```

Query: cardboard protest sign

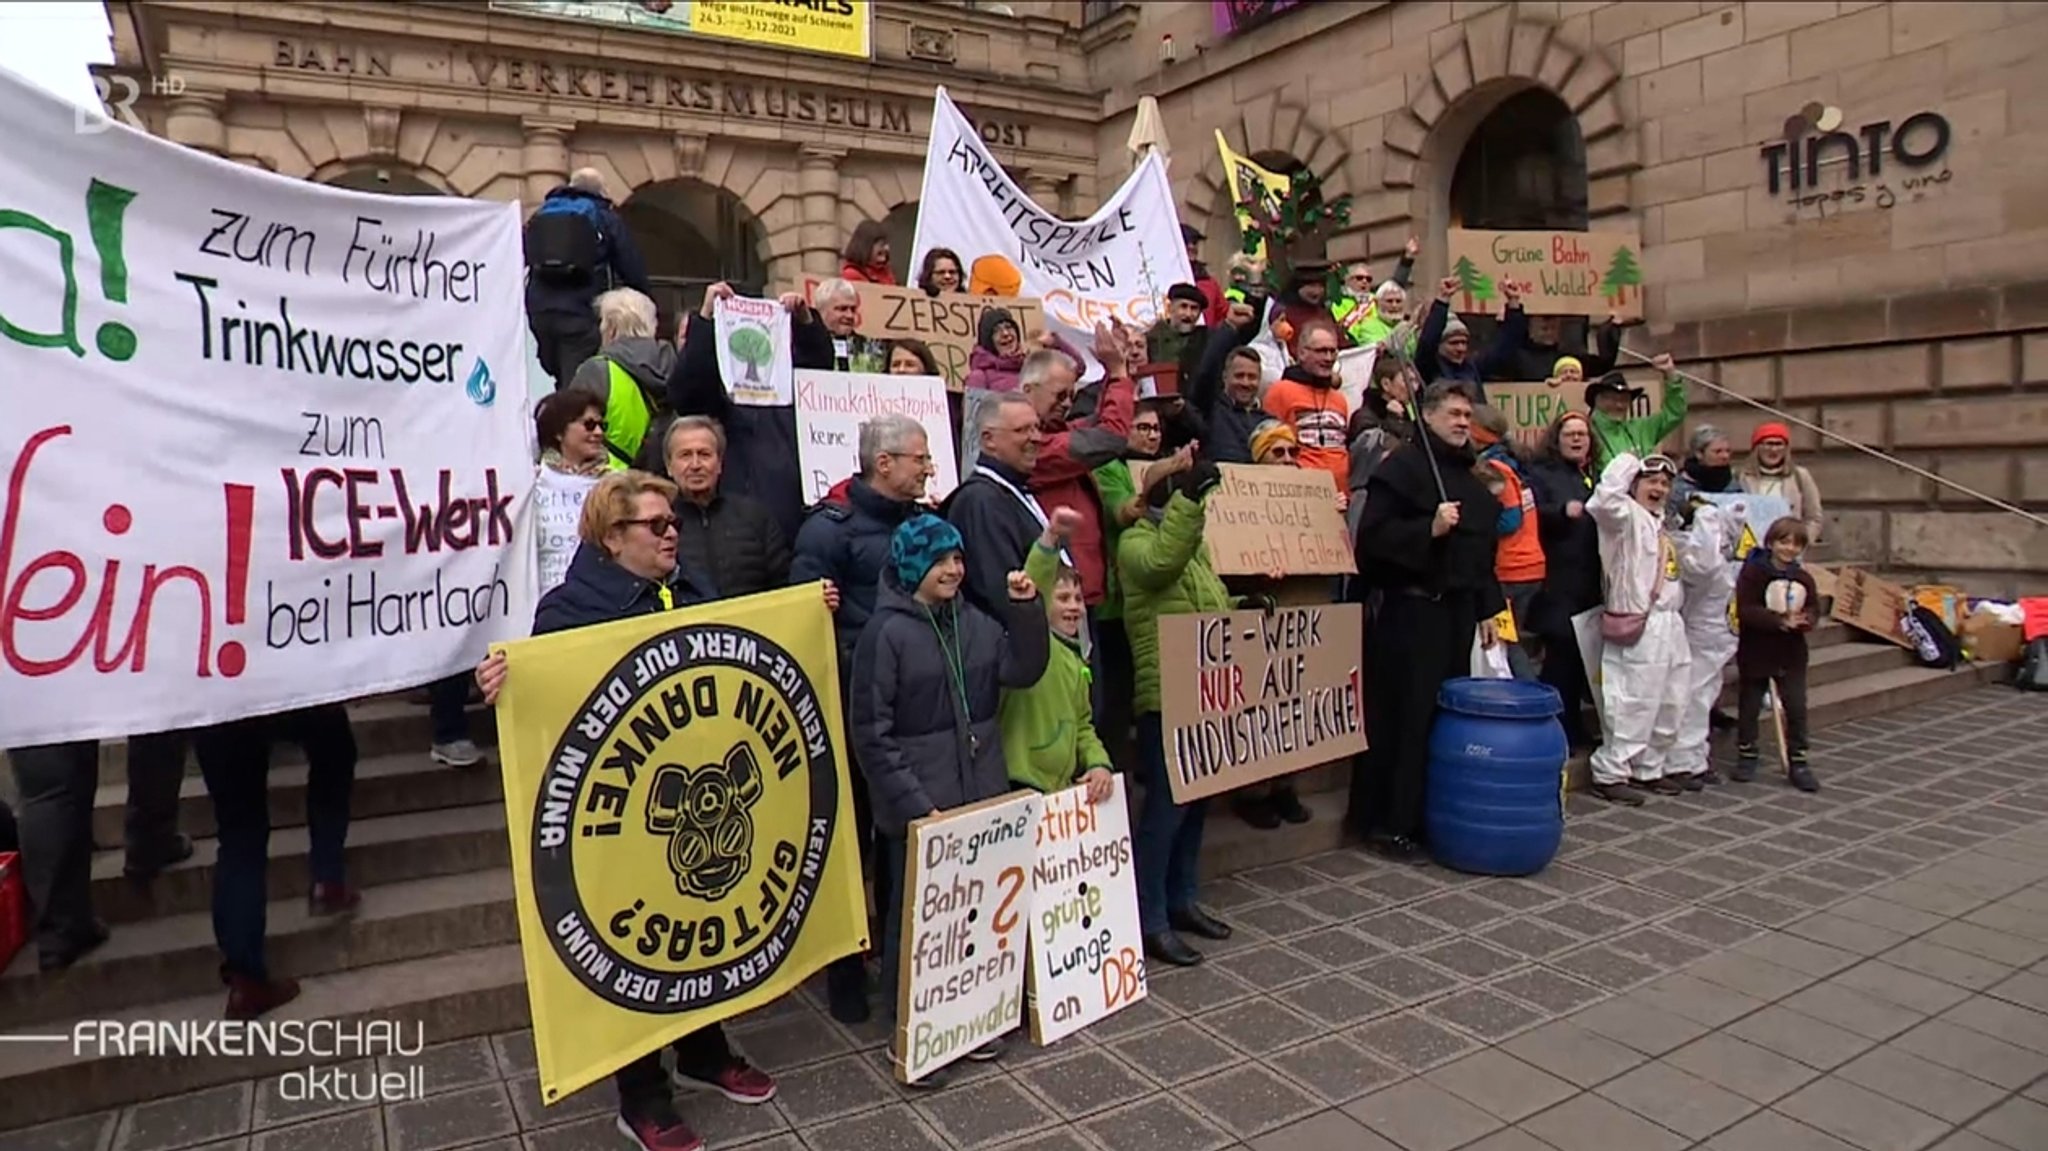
1026;777;1146;1045
1447;229;1645;321
896;791;1039;1083
801;276;1045;392
1204;465;1357;577
1486;380;1663;448
1830;567;1915;648
493;584;869;1101
534;468;600;594
0;67;535;746
714;293;795;406
792;370;959;504
1158;604;1367;803
911;87;1191;382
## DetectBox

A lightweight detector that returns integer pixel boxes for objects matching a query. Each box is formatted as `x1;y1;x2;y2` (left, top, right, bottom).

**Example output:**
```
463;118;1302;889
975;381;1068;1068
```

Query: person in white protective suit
1669;499;1743;787
1585;452;1691;805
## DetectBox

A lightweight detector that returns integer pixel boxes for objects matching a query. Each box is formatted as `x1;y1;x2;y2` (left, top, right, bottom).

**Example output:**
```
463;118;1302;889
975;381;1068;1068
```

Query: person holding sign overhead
849;515;1050;1083
1583;352;1687;470
667;281;842;544
1349;383;1507;862
1120;458;1244;966
1418;275;1527;401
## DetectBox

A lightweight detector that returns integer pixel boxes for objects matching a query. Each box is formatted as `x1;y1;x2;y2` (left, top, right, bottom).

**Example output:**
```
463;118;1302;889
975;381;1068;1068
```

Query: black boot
825;956;870;1024
1590;782;1645;806
1232;794;1281;830
1271;785;1311;825
1144;931;1203;967
1732;744;1759;783
1170;905;1233;941
1366;832;1427;863
1788;750;1820;793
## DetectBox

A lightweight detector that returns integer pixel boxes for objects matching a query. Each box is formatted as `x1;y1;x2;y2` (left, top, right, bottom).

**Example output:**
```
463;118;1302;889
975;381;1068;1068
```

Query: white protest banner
896;791;1039;1084
0;65;535;746
793;370;958;505
534;468;600;594
714;293;793;406
1026;778;1146;1045
1335;345;1378;414
911;87;1192;383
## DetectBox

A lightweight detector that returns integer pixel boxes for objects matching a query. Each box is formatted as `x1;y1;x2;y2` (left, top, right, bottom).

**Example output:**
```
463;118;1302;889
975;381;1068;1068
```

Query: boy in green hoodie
1000;507;1117;803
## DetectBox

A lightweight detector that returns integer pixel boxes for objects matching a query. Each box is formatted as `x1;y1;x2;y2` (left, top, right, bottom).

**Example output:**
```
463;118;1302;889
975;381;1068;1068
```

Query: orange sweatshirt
1261;374;1350;489
1488;459;1548;585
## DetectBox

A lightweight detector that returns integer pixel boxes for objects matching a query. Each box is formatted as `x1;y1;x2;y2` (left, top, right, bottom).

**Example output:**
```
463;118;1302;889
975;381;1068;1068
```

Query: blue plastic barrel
1425;677;1568;877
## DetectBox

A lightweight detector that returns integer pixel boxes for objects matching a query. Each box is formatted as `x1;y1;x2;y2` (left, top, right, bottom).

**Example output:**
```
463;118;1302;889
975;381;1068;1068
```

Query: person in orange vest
1470;405;1546;680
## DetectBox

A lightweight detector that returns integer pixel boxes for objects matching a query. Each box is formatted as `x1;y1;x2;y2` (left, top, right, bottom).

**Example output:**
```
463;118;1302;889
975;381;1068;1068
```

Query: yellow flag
495;583;870;1103
1215;130;1290;261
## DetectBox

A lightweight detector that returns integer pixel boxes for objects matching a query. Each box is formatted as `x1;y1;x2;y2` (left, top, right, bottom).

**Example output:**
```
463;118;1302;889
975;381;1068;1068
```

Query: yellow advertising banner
1446;229;1646;321
494;584;870;1102
490;1;873;60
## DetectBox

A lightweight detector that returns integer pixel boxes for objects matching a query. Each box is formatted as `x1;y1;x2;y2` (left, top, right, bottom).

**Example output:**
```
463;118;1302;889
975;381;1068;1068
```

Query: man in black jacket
525;169;653;389
1350;382;1507;861
667;280;846;543
790;411;935;1024
942;393;1049;620
1488;313;1625;383
663;415;792;598
1185;298;1269;464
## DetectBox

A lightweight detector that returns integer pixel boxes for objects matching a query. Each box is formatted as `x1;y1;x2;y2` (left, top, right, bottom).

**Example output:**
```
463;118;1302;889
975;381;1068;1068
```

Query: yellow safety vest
604;360;653;469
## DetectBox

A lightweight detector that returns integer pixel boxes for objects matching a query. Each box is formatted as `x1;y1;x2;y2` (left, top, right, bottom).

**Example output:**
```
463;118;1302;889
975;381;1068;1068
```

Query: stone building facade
104;1;2048;589
1083;0;2048;592
101;0;1103;321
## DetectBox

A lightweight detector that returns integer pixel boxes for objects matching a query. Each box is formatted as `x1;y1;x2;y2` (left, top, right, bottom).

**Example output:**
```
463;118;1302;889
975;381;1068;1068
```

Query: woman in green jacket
1121;462;1237;968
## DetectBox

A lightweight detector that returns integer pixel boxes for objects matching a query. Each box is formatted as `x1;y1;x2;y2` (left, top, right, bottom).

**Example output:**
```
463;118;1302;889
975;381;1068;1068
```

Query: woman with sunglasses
537;386;616;477
476;470;838;1151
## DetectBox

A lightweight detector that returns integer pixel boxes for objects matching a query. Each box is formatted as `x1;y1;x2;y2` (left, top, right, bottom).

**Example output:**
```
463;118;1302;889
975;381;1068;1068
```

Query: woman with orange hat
1737;422;1824;544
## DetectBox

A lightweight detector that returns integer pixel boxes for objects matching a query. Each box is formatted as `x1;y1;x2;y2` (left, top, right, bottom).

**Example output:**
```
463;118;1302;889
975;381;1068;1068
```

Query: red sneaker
224;974;300;1021
615;1109;703;1151
675;1058;777;1104
308;883;362;918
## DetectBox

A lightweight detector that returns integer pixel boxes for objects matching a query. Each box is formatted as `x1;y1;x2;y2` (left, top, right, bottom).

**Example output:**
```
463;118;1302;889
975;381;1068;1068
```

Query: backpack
2018;637;2048;692
1902;604;1963;670
526;196;606;285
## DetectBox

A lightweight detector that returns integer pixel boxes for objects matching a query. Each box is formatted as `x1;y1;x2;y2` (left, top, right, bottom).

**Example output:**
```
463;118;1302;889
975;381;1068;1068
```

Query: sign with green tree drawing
1451;254;1497;313
1447;228;1646;321
727;325;774;384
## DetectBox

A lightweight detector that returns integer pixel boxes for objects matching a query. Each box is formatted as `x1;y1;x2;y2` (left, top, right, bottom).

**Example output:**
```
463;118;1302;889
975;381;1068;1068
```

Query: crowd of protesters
4;169;1835;1151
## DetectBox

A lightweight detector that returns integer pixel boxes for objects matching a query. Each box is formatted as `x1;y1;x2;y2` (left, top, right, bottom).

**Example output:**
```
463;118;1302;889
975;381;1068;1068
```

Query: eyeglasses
1132;424;1162;436
886;451;935;468
623;516;678;535
578;417;606;432
1302;345;1340;356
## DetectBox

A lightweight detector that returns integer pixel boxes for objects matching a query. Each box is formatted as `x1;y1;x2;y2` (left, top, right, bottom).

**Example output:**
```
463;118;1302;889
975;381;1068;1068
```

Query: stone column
164;91;226;154
1022;169;1065;216
521;116;575;211
799;144;846;278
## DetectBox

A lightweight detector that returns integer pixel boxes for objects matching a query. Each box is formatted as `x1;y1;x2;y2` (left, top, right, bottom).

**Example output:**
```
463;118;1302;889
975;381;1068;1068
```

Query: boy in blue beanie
848;514;1050;1081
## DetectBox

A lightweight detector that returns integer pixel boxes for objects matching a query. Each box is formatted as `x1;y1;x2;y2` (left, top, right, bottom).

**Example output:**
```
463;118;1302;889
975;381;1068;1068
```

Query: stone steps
89;697;499;784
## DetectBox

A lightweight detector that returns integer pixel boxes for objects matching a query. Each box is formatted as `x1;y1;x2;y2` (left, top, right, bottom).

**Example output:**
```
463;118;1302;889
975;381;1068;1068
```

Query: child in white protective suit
1586;452;1692;805
1669;499;1742;788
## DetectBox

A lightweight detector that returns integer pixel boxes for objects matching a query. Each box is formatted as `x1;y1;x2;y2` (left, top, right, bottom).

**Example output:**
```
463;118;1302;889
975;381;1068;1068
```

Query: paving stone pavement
7;687;2048;1151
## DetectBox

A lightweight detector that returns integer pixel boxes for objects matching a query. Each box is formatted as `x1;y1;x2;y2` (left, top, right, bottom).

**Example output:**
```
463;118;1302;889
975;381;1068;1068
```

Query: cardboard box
1960;609;2026;664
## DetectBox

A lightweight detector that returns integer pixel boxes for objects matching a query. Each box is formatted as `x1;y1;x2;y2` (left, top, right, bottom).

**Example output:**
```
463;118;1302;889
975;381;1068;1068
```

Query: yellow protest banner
1215;130;1290;262
495;584;870;1103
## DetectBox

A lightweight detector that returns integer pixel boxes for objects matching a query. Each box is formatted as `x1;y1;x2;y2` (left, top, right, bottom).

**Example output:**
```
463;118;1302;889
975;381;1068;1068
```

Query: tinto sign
1759;109;1951;196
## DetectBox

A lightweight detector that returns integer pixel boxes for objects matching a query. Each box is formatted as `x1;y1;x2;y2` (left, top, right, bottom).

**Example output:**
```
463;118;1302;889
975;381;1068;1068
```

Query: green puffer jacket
1119;490;1237;716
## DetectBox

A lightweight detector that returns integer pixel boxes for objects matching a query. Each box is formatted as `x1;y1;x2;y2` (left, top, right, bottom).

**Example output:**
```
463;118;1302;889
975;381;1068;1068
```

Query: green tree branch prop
1236;167;1353;294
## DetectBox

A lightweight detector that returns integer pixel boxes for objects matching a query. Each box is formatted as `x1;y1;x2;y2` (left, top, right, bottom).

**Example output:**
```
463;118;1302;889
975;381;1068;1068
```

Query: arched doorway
620;179;767;331
320;167;445;196
881;201;919;285
1438;84;1590;346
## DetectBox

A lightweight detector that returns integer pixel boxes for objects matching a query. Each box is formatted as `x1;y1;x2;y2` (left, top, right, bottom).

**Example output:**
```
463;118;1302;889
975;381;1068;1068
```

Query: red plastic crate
0;852;25;972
